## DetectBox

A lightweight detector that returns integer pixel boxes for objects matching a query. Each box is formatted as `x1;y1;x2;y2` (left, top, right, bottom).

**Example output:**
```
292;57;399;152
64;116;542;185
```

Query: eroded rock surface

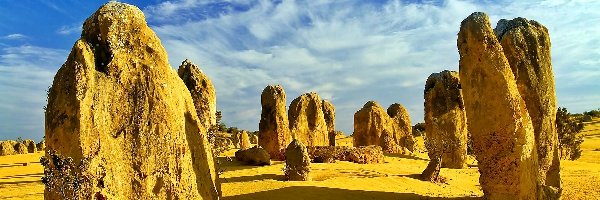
285;139;311;181
353;101;394;147
496;17;561;190
288;92;329;147
235;146;271;166
387;103;415;152
259;85;291;160
322;100;336;146
178;59;217;130
458;12;538;199
44;2;218;199
423;70;468;169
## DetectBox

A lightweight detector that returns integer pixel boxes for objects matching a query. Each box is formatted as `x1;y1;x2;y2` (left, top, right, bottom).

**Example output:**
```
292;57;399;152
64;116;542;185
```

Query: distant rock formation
23;139;36;153
285;139;311;181
0;141;16;156
37;140;46;152
387;103;415;152
259;85;291;160
495;17;561;191
250;134;258;144
239;131;251;150
288;92;329;147
307;145;384;164
44;2;218;199
13;143;26;154
178;59;217;130
423;70;468;169
353;101;412;154
322;100;336;146
458;12;538;199
235;146;271;166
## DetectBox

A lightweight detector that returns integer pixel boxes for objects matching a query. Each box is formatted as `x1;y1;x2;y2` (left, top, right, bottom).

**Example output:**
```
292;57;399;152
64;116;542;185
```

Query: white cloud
0;45;67;141
1;33;27;40
140;0;600;134
57;23;82;35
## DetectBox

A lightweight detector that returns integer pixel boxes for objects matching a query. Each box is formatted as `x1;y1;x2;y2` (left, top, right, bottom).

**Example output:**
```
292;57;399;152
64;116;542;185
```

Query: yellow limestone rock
44;2;218;199
423;70;468;169
458;12;538;199
496;17;561;192
178;59;217;130
288;92;329;147
258;85;291;160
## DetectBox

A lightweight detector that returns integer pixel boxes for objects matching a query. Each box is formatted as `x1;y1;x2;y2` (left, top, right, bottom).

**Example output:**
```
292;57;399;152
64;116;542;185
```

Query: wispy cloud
0;45;67;141
1;33;28;40
145;0;599;134
57;23;82;35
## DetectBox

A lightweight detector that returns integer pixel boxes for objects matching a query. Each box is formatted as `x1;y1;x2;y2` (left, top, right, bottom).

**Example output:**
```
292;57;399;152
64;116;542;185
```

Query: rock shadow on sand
224;186;481;200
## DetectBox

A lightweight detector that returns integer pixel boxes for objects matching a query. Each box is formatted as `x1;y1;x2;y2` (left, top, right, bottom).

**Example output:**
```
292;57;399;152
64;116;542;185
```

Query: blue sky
0;0;599;141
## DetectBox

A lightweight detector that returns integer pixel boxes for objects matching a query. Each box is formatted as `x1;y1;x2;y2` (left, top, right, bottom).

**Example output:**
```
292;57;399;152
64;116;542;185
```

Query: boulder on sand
234;146;271;166
285;139;311;181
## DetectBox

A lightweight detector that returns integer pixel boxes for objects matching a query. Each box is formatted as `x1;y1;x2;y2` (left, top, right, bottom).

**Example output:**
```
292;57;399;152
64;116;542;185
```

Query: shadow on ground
385;153;430;161
222;173;286;183
224;186;481;200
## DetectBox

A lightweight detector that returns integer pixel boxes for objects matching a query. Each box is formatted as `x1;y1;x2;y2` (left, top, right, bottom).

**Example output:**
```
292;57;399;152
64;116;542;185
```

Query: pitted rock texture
353;101;395;148
322;100;336;146
458;12;538;200
0;141;16;156
423;70;468;169
259;85;291;160
288;92;329;147
495;17;561;190
44;2;218;199
285;139;311;181
178;59;217;130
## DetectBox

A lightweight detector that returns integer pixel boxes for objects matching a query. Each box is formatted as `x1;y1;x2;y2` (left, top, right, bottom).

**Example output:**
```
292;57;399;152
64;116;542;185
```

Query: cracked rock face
259;85;291;160
423;70;468;169
458;12;538;200
44;2;218;199
322;100;336;146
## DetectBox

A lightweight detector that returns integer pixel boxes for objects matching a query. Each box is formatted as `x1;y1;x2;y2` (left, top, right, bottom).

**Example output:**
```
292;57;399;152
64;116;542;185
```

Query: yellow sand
2;119;599;199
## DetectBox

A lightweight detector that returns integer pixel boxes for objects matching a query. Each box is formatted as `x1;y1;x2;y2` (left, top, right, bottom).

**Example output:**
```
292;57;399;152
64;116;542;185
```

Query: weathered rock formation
37;140;46;152
23;140;36;153
322;100;336;146
44;2;218;199
495;17;561;190
307;146;384;164
353;101;394;147
354;101;412;154
259;85;291;160
0;141;16;156
423;70;468;170
234;146;271;166
239;131;251;150
250;134;258;144
387;103;415;152
13;143;26;154
285;139;311;181
178;59;217;130
458;12;538;199
231;132;240;148
288;92;329;147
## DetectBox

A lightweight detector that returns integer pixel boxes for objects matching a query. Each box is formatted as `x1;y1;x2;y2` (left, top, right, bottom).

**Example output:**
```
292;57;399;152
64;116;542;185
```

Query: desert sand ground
1;119;599;199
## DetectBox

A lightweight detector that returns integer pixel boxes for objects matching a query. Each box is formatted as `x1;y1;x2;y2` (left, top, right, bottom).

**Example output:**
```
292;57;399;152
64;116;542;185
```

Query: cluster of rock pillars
43;2;562;200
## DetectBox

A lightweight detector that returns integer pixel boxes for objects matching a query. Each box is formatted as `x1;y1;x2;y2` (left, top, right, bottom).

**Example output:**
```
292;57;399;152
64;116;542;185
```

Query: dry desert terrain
2;118;599;200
